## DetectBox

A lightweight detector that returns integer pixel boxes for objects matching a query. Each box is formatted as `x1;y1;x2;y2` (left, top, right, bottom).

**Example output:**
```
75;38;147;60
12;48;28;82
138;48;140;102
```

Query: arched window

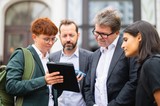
4;1;50;64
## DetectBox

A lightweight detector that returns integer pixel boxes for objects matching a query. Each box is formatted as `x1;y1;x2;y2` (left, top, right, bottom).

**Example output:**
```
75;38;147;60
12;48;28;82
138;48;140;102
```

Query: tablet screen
47;62;80;92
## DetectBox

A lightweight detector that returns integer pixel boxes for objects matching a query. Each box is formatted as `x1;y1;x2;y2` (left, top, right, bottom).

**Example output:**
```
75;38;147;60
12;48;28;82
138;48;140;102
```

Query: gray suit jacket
84;36;139;106
49;48;92;93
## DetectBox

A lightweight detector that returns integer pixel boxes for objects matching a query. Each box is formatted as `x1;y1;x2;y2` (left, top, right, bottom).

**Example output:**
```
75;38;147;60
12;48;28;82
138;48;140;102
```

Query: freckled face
121;33;141;57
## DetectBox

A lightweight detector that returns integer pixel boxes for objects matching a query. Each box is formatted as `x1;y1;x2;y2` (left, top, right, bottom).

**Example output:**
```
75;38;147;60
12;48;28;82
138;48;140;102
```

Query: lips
65;43;72;46
124;50;127;54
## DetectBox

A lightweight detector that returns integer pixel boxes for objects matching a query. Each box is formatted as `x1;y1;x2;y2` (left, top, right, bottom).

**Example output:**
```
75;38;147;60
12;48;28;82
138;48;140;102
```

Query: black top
136;56;160;106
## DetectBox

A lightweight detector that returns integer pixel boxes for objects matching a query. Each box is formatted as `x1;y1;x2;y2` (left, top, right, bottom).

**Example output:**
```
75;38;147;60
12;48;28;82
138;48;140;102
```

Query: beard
63;41;77;51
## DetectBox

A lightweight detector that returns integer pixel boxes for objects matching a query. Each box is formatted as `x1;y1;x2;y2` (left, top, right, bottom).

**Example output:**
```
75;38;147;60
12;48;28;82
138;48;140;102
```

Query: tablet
47;62;80;92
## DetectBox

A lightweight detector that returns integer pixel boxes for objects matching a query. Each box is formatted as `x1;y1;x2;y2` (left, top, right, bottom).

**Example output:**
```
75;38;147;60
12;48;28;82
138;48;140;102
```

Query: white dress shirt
32;44;54;106
94;36;119;106
58;48;86;106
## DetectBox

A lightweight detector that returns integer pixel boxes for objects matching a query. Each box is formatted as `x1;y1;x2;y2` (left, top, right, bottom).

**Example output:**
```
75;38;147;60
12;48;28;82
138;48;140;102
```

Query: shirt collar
32;44;49;59
61;48;79;58
100;35;119;53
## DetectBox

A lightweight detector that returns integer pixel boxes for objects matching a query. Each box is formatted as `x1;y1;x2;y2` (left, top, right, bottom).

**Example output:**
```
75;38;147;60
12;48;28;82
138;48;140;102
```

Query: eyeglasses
92;28;114;39
42;37;58;43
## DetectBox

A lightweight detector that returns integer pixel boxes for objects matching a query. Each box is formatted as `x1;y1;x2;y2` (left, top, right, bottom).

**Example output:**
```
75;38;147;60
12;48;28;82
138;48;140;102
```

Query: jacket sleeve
108;57;139;106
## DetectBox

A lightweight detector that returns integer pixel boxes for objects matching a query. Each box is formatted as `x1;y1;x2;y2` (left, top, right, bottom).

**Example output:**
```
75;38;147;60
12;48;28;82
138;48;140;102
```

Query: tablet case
47;62;80;92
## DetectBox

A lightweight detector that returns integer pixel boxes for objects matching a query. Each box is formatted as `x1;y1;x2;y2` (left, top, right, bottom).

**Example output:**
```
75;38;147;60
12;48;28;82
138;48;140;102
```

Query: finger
50;78;64;85
47;77;63;85
76;73;81;78
45;73;63;84
79;75;83;80
50;71;60;76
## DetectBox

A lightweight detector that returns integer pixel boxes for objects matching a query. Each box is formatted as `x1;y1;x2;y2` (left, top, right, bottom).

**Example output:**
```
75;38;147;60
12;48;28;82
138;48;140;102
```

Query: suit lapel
27;45;45;75
79;49;85;72
107;37;123;79
53;51;62;62
91;49;101;83
79;49;86;90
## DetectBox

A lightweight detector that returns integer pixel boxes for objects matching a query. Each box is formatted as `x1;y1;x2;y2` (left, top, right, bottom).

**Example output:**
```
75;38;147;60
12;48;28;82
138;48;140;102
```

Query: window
88;0;133;50
4;1;50;64
66;0;140;51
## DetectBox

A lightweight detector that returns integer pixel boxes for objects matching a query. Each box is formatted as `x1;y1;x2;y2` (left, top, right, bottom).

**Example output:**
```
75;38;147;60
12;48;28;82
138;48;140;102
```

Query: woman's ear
137;32;142;42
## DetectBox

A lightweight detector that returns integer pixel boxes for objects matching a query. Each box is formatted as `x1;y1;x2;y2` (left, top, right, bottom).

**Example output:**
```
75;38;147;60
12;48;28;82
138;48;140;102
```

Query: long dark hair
124;20;160;63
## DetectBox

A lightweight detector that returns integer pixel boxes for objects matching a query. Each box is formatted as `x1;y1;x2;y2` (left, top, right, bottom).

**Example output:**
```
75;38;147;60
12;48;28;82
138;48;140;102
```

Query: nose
66;36;71;41
48;41;54;45
121;42;125;49
97;34;103;39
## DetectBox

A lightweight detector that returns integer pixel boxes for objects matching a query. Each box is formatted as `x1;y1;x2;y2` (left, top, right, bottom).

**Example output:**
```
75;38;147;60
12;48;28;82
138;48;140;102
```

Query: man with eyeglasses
83;7;139;106
49;19;92;106
6;17;64;106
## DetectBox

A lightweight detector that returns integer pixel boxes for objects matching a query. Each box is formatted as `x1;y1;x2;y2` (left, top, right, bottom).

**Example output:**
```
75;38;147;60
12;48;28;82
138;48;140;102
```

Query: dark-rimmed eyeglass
42;37;58;43
92;28;114;39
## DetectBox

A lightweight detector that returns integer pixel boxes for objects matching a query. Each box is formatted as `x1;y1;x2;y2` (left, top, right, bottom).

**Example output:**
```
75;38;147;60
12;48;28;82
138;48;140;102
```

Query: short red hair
31;17;58;36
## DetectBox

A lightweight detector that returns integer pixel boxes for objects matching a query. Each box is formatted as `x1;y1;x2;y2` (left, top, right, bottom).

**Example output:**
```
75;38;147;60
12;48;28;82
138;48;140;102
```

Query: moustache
64;42;73;46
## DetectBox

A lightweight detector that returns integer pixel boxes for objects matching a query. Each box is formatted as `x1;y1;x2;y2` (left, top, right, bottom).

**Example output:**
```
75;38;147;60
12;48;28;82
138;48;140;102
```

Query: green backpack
0;48;35;106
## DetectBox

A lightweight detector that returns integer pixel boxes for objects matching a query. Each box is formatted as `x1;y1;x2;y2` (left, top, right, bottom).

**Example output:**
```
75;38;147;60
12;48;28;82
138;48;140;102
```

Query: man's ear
115;31;120;35
77;32;80;38
32;34;37;42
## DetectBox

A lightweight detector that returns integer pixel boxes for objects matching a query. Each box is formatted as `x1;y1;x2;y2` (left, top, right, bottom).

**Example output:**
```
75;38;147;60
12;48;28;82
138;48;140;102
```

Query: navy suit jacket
84;36;139;106
49;48;92;95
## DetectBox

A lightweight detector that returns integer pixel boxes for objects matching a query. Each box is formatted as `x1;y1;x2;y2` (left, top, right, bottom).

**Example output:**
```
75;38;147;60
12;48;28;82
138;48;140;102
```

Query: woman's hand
154;89;160;106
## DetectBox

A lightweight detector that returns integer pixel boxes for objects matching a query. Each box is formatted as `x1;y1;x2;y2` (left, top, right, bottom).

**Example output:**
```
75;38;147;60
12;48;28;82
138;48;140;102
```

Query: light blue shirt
58;48;86;106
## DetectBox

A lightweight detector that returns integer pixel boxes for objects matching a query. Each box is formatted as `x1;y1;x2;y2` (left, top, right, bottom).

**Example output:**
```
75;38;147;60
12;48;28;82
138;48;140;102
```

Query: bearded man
49;19;92;106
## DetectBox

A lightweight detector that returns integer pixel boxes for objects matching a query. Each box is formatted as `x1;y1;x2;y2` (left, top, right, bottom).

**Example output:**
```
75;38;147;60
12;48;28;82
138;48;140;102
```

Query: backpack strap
16;47;35;106
21;48;35;80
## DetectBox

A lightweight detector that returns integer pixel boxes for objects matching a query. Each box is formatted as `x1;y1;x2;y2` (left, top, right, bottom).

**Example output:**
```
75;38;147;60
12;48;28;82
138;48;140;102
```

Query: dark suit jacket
6;45;51;106
84;36;139;106
49;48;92;94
